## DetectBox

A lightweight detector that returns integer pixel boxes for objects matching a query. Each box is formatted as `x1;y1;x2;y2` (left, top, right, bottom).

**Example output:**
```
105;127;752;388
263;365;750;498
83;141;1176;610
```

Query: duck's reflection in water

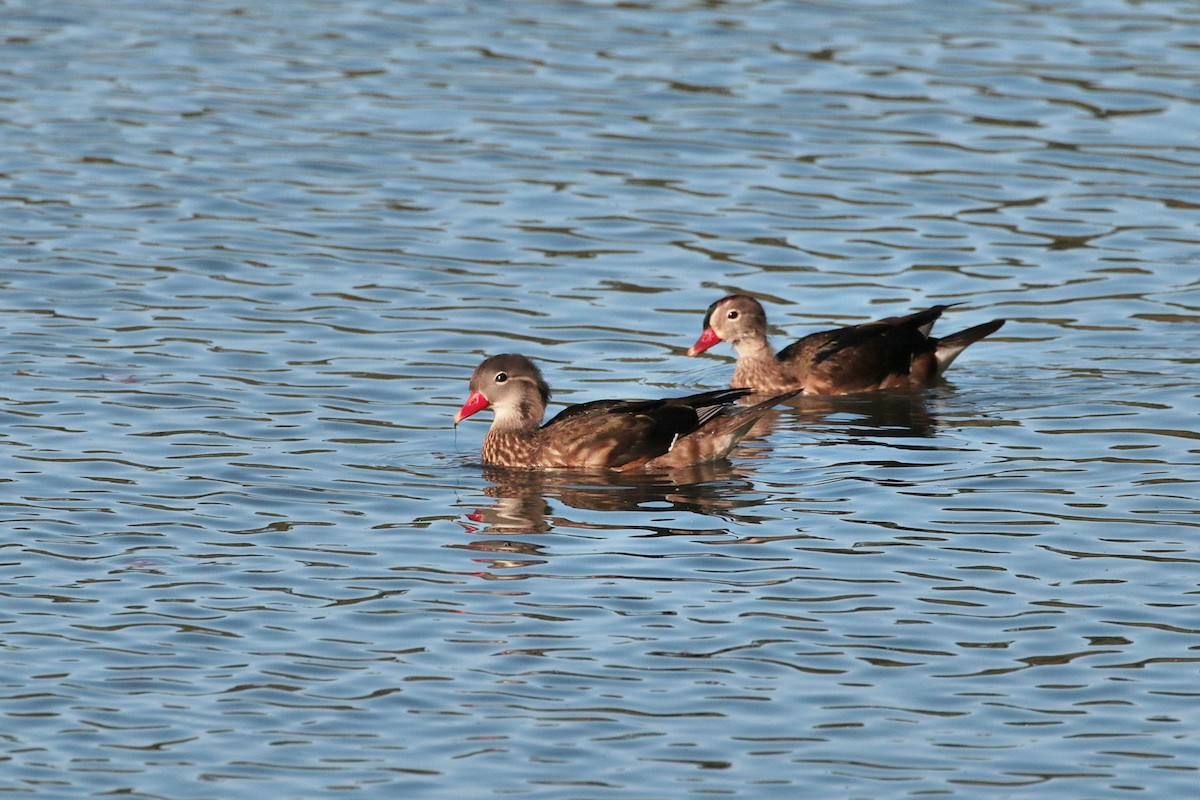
460;460;756;537
774;389;940;441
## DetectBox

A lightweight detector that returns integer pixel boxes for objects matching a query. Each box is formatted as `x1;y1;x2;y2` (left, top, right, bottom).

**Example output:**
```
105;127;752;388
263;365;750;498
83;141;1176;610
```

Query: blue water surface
1;0;1199;797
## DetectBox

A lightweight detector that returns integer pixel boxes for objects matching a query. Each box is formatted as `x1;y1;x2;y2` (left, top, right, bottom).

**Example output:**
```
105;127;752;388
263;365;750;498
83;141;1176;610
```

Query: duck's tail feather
934;319;1005;375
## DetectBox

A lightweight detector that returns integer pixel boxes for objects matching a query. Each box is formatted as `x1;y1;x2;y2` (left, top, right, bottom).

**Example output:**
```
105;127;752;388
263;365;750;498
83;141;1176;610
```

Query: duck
453;353;797;470
687;294;1005;395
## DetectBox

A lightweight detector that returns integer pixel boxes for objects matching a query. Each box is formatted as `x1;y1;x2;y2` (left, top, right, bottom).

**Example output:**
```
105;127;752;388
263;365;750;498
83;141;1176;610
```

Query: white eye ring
727;310;739;320
495;371;508;383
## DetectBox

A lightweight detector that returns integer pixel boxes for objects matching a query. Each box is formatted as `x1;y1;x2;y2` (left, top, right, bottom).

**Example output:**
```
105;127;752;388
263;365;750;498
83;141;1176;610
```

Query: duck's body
688;295;1005;395
455;354;795;470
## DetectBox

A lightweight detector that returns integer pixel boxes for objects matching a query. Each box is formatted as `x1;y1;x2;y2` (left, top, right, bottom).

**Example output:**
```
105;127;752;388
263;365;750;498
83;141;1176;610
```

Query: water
2;0;1199;797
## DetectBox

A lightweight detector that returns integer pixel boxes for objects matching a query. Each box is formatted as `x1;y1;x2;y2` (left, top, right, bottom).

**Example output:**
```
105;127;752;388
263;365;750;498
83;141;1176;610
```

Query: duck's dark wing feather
540;389;751;469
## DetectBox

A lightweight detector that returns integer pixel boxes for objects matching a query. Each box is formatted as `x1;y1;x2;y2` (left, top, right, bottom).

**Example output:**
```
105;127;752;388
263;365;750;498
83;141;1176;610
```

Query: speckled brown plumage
688;295;1005;395
454;354;797;470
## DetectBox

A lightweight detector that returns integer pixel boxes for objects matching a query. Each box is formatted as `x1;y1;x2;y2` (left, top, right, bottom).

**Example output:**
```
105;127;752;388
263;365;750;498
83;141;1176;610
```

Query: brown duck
687;294;1005;395
454;353;796;470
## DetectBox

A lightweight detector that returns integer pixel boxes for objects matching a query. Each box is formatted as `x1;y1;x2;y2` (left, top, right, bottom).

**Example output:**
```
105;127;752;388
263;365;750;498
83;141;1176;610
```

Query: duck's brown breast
482;429;544;468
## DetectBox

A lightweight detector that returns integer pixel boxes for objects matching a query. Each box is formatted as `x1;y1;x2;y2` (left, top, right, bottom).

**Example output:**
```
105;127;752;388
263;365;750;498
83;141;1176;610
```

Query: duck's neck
732;333;783;376
731;334;797;390
732;332;774;361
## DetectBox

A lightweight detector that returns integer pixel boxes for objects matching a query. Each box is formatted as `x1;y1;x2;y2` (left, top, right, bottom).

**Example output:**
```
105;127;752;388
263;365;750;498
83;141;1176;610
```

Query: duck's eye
494;371;508;383
727;309;739;320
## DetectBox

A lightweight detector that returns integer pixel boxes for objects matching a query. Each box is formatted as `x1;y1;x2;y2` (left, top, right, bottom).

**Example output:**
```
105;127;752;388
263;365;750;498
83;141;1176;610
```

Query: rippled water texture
2;0;1199;797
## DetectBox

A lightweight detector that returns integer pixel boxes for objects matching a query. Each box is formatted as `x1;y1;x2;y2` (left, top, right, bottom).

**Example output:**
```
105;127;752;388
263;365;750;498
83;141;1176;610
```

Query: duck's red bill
454;390;491;423
687;327;722;357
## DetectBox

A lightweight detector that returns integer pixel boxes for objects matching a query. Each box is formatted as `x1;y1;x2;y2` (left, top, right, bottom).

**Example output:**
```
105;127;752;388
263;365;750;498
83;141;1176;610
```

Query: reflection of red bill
453;390;491;423
686;327;722;357
467;511;483;522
